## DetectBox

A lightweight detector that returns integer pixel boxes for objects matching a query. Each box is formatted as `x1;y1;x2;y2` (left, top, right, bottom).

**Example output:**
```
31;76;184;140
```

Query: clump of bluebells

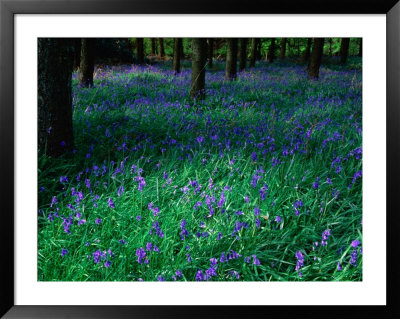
38;59;362;282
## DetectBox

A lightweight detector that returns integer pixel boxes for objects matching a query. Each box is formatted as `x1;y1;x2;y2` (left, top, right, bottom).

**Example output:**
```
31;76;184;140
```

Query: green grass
38;59;362;281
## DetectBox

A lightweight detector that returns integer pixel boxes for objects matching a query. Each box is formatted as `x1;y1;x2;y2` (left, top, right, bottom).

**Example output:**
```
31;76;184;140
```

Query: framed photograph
1;0;398;317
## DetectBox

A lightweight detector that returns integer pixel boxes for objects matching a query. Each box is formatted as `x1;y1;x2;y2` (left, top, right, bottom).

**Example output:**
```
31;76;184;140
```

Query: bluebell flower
108;198;115;208
195;270;204;281
351;239;360;248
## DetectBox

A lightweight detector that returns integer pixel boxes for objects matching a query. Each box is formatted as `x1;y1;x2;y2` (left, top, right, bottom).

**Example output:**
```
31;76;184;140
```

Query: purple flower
295;250;304;274
195;270;204;281
275;215;282;223
254;206;260;216
252;255;261;266
136;176;146;191
60;176;69;183
95;218;102;225
352;170;362;184
61;248;68;257
108;198;115;208
136;215;141;221
350;249;358;266
351;239;360;248
217;192;226;209
231;270;240;279
136;247;147;264
146;242;153;251
104;260;111;268
196;136;204;144
50;196;58;208
293;200;303;216
259;184;268;200
117;185;125;197
321;229;331;246
251;152;257;162
220;252;228;263
85;179;91;189
62;217;72;234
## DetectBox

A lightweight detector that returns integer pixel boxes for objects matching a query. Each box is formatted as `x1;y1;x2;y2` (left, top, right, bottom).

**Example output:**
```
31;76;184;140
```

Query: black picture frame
1;0;399;318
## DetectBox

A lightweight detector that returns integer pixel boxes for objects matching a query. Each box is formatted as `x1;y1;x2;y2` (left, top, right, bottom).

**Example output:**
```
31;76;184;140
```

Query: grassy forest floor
38;57;362;281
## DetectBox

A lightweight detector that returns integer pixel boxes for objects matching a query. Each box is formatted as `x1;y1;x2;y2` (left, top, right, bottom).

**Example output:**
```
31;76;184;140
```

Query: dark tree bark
340;38;350;64
79;38;95;87
256;38;262;61
249;38;257;67
151;38;157;55
136;38;144;65
207;38;214;68
190;38;207;100
180;41;185;59
38;38;74;157
173;38;182;74
73;38;81;70
308;38;324;79
279;38;287;59
268;38;276;63
358;38;362;57
225;38;238;80
239;38;248;71
301;38;312;63
159;38;165;58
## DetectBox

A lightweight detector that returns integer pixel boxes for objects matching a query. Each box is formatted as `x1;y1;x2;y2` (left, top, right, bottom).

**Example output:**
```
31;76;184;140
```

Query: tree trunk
159;38;165;58
180;41;184;59
190;38;207;100
249;38;257;67
136;38;144;65
340;38;350;64
308;38;324;79
73;38;81;70
225;38;238;80
239;38;248;71
358;38;362;57
279;38;287;59
38;38;74;157
151;38;157;55
79;38;95;87
328;38;333;56
256;38;262;60
268;38;275;63
173;38;182;74
207;38;214;68
301;38;312;63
